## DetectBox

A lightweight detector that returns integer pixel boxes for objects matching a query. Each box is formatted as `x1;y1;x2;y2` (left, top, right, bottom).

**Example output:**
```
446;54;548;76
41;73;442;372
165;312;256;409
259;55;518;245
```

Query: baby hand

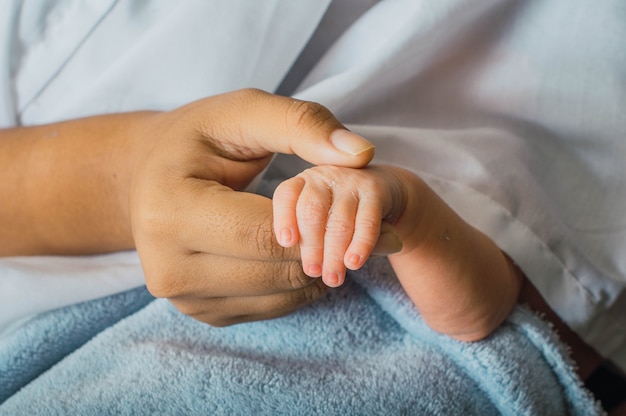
272;165;405;287
274;163;523;341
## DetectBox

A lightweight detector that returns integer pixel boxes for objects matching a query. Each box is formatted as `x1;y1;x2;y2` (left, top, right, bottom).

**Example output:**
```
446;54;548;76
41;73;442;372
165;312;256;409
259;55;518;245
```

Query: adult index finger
176;179;302;261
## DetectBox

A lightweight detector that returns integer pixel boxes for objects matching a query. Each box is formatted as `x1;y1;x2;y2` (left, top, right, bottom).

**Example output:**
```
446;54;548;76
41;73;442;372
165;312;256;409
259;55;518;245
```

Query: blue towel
0;257;601;415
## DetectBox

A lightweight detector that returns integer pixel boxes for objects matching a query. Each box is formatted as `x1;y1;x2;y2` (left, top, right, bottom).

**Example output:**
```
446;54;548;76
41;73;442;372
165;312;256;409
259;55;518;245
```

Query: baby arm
273;164;522;341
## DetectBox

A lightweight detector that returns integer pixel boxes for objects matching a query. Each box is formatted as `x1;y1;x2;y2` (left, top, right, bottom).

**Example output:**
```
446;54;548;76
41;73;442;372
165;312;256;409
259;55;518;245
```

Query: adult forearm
0;112;154;256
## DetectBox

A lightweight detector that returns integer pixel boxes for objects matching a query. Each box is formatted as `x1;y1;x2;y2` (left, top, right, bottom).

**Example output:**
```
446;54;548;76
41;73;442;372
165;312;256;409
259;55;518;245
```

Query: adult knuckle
145;279;169;298
202;315;232;327
145;268;186;299
249;216;285;260
234;87;267;103
265;260;308;291
176;299;234;327
171;299;200;317
202;308;240;327
251;221;273;256
269;293;299;315
135;201;177;242
196;312;232;327
168;298;212;323
284;261;311;289
233;210;283;260
303;280;327;304
286;99;334;134
146;280;170;298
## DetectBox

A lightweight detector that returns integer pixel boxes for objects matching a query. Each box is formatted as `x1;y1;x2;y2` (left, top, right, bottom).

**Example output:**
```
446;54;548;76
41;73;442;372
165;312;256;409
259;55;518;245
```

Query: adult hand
129;89;375;325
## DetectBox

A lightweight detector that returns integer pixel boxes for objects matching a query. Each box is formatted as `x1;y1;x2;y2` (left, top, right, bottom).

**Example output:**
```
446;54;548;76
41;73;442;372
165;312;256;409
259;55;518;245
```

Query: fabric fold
0;257;601;414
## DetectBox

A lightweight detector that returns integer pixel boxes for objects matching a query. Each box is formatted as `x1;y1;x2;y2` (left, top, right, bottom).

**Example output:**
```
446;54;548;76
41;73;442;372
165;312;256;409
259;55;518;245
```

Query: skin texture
0;88;603;380
0;89;375;326
273;163;604;378
273;165;523;341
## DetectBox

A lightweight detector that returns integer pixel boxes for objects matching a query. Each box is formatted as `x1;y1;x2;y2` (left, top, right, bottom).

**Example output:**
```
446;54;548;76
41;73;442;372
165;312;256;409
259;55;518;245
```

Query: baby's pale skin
273;164;523;341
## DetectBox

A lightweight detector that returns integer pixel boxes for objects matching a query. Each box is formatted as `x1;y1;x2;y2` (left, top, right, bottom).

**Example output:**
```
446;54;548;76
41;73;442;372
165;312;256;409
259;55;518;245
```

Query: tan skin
0;89;375;325
0;89;601;378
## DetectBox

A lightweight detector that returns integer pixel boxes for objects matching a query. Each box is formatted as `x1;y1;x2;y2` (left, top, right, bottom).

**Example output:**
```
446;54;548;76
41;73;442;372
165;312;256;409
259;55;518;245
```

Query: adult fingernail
372;229;403;255
330;129;375;156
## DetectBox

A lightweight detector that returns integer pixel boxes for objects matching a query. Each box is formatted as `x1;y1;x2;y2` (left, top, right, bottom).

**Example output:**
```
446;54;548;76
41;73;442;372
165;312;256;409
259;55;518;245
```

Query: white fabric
0;251;144;337
0;0;330;329
0;0;624;370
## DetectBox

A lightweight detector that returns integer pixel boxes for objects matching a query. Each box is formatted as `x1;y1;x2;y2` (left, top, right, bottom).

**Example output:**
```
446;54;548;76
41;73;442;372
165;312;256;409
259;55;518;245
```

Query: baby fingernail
330;129;375;156
306;264;322;277
325;272;341;287
348;254;362;268
279;228;293;246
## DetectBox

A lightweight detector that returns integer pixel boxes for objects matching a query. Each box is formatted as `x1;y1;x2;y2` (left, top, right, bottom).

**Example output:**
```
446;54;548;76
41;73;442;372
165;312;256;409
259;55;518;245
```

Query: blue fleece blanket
0;257;600;415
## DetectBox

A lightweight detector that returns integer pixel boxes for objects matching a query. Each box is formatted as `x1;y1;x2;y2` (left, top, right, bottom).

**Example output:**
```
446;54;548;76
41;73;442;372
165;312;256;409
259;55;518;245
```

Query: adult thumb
372;222;403;256
196;89;375;167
